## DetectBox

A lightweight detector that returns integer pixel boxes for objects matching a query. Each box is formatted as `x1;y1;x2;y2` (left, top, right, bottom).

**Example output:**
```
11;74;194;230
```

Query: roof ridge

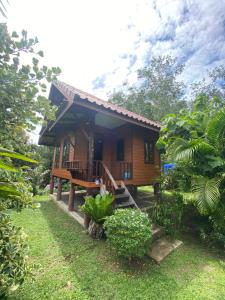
54;80;161;129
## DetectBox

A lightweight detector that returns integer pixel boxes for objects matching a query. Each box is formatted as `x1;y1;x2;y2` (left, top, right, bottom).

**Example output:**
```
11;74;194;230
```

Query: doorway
93;135;104;177
94;136;103;161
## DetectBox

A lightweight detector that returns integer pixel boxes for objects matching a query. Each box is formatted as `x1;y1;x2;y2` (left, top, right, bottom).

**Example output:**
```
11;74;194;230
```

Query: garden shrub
0;213;31;297
104;209;152;259
151;192;184;236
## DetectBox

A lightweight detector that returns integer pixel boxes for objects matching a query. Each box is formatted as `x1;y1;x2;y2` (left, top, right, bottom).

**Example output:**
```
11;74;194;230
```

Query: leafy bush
151;192;184;236
0;213;31;296
80;193;114;224
104;209;152;259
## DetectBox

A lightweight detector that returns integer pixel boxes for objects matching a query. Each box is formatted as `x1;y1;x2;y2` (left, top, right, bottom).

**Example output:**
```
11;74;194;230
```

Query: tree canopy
109;55;186;121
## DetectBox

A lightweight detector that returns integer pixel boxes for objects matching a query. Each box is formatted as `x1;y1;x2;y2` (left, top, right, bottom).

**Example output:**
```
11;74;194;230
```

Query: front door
94;136;103;161
93;136;104;177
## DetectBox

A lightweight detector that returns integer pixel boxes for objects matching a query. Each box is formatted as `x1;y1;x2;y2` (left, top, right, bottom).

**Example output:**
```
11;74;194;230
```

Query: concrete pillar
56;178;62;201
68;182;75;211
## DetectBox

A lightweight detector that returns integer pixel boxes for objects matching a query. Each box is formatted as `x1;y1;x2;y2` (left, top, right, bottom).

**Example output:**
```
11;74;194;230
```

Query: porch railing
63;160;133;182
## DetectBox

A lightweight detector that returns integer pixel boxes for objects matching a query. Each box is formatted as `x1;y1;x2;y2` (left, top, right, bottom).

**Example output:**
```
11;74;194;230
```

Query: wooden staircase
100;162;138;209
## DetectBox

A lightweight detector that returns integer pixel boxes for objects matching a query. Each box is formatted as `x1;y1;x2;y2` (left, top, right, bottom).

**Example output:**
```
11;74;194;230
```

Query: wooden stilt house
39;81;161;210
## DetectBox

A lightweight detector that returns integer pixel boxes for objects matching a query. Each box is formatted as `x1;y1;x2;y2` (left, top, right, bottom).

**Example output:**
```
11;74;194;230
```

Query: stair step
115;187;125;194
152;224;165;242
147;236;183;263
115;200;134;208
115;194;129;203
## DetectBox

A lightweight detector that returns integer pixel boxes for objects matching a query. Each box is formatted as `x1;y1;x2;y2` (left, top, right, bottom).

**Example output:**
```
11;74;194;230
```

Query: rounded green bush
104;209;152;258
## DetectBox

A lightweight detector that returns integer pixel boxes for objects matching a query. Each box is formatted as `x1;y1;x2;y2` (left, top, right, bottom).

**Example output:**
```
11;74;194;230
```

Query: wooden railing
101;161;118;193
62;159;132;185
118;162;133;180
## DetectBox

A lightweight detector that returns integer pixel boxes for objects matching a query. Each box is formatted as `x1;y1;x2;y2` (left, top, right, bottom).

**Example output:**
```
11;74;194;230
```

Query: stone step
147;236;183;263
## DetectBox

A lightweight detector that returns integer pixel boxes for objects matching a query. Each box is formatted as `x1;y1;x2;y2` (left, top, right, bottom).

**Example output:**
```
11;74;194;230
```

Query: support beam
56;178;62;200
88;130;94;181
50;176;54;194
68;182;75;211
52;147;57;169
59;139;64;168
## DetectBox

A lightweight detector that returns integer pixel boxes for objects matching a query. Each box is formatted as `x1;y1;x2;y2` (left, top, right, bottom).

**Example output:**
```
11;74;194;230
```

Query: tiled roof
53;81;161;130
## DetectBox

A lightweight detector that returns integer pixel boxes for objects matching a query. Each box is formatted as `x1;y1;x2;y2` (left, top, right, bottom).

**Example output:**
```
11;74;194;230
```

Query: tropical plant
104;209;152;259
158;95;225;216
151;192;184;236
0;147;36;297
80;193;114;224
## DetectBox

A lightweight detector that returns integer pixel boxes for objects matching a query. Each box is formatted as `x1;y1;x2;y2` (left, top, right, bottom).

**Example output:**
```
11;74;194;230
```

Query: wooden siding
53;123;160;187
132;126;160;185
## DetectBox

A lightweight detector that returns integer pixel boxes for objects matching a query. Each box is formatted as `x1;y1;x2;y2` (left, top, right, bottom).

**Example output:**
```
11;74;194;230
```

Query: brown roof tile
53;80;161;130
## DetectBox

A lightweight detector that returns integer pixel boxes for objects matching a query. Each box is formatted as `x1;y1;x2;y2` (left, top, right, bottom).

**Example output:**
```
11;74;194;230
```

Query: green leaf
0;147;37;163
0;161;18;172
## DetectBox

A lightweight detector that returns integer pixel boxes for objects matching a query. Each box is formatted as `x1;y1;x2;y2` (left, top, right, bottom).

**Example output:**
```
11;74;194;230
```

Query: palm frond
0;147;37;163
191;176;221;214
207;108;225;150
168;138;215;162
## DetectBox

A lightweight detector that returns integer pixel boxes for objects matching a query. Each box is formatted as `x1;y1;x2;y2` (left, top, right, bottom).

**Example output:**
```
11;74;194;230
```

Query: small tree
104;209;152;259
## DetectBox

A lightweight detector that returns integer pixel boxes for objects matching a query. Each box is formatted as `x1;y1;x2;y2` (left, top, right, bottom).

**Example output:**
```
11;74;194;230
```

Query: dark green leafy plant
104;209;152;259
0;213;31;296
80;193;114;224
0;147;36;297
151;193;184;236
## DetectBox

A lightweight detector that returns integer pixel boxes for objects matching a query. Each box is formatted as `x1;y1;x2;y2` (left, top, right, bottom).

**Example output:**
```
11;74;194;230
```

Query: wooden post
50;176;54;194
68;182;75;211
87;128;94;181
56;178;62;200
59;138;64;168
52;147;57;169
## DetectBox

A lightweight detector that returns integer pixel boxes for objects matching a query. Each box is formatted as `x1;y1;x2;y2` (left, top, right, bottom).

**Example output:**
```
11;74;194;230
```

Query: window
144;140;154;164
116;139;124;161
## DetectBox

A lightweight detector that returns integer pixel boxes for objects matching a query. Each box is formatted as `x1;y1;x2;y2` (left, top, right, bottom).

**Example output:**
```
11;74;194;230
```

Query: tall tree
0;23;60;149
109;55;186;121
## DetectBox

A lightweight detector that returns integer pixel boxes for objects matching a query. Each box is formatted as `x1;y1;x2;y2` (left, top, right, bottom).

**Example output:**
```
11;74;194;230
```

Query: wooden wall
54;123;160;186
132;126;160;185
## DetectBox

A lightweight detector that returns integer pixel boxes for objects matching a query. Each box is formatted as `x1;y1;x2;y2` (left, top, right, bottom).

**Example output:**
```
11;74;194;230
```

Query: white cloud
3;0;225;143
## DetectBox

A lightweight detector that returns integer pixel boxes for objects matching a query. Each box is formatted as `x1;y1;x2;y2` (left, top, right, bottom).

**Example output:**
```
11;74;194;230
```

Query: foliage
151;193;184;236
8;196;225;299
0;23;60;148
0;147;36;296
80;193;114;224
157;95;225;216
109;55;186;121
104;209;152;258
0;213;31;297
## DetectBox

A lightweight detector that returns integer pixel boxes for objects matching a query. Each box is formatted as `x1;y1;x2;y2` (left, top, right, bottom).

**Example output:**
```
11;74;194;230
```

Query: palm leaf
0;161;18;172
0;147;37;163
207;108;225;149
168;138;215;162
0;182;21;196
191;176;221;214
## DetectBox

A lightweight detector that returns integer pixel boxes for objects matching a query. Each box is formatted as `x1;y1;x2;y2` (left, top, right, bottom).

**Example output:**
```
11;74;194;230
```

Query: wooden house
39;81;161;210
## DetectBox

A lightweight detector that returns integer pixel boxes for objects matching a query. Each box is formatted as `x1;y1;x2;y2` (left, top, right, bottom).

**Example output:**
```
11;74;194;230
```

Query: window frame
116;138;125;161
144;140;154;164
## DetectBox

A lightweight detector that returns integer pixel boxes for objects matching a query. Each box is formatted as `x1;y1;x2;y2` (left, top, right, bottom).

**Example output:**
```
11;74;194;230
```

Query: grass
8;195;225;300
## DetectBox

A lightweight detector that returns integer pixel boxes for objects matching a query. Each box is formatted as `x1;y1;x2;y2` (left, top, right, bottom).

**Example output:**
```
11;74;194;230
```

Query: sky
2;0;225;142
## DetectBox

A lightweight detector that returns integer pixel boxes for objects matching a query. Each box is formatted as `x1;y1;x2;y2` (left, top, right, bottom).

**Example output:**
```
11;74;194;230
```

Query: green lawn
9;195;225;300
